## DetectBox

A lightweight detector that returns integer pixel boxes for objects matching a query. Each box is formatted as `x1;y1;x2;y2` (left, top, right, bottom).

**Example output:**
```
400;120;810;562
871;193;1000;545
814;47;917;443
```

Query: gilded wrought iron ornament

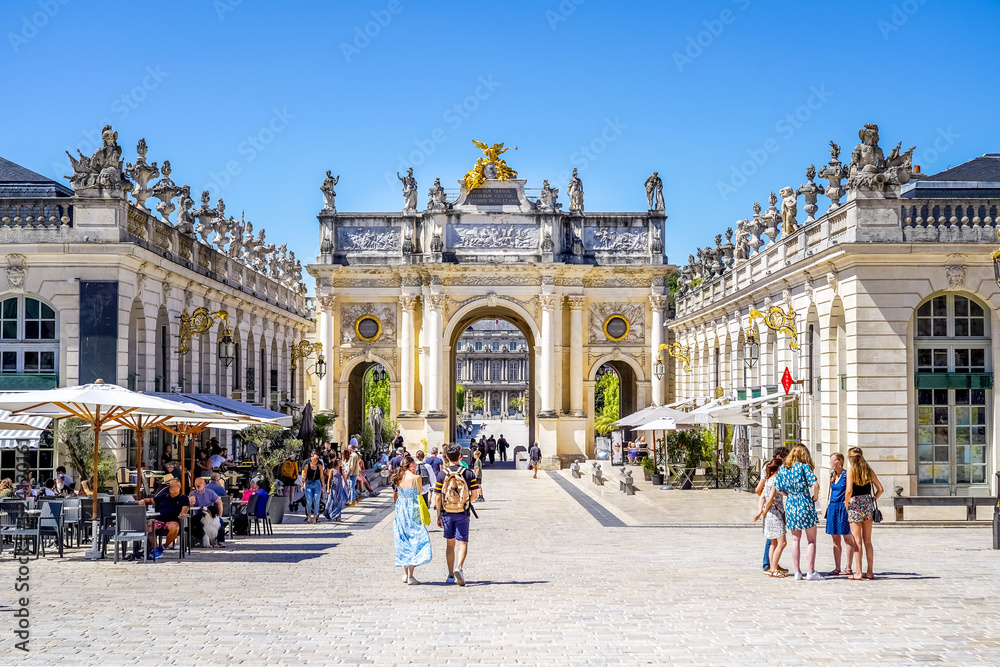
464;140;517;191
658;342;691;373
290;340;324;370
179;307;230;355
748;304;798;350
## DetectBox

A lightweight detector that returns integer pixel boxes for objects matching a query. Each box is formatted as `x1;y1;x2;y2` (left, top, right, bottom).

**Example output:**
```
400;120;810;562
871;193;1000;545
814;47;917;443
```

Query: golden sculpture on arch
748;304;798;350
464;140;518;191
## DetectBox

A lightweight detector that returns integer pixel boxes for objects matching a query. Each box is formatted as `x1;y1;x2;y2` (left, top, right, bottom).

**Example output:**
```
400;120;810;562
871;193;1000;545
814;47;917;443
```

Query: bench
892;494;995;521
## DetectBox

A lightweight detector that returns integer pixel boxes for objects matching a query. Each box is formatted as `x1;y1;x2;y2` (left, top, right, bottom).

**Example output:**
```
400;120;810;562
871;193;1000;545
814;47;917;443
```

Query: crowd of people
754;445;884;581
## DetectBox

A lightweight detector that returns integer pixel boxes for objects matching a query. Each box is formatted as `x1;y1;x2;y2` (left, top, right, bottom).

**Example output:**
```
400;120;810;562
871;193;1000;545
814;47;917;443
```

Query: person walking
414;450;434;509
529;441;542;478
280;454;299;509
754;450;787;577
825;452;856;576
324;452;347;522
425;447;444;476
391;455;433;585
775;444;823;580
844;447;883;580
485;436;496;466
497;434;508;462
434;443;480;586
472;450;485;502
301;450;325;524
344;444;362;506
755;446;789;574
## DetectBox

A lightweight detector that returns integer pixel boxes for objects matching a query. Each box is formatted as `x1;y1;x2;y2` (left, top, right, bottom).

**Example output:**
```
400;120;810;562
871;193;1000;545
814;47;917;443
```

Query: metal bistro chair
261;495;274;536
113;505;149;564
37;499;65;557
219;495;233;540
0;501;39;558
62;497;83;548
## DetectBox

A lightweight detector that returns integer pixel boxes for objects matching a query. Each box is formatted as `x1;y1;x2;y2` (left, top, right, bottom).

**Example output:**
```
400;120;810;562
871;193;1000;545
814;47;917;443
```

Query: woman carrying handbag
390;455;433;585
844;447;884;580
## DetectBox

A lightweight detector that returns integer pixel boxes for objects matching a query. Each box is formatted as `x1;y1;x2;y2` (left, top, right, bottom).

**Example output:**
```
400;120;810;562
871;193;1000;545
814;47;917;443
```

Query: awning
0;409;52;449
150;393;293;427
722;392;796;414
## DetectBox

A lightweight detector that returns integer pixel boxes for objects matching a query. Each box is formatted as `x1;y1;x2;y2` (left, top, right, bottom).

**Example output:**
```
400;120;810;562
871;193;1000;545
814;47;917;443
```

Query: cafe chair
113;505;149;564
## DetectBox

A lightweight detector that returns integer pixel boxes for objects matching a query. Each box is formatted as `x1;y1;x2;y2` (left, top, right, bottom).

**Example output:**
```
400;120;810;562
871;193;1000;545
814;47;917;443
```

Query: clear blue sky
4;0;998;279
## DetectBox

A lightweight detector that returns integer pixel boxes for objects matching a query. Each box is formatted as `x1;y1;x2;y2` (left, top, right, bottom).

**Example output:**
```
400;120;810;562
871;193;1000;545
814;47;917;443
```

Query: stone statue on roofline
645;171;665;212
846;123;915;192
538;180;560;211
321;170;339;212
567;168;584;213
779;186;798;236
65;124;133;199
175;185;195;235
427;178;450;211
397;167;418;213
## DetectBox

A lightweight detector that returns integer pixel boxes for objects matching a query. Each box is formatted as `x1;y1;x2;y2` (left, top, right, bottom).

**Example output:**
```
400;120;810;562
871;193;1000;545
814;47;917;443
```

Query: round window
355;315;382;342
603;315;630;342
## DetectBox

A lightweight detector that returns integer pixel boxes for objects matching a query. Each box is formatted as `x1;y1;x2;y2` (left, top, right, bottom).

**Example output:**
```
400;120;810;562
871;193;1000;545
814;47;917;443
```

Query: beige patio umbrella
0;380;225;558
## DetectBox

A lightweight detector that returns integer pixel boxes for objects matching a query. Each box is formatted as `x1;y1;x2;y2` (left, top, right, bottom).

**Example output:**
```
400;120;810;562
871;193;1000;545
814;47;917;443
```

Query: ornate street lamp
743;325;760;368
291;340;325;378
312;354;327;379
217;325;236;368
653;356;665;381
655;342;691;375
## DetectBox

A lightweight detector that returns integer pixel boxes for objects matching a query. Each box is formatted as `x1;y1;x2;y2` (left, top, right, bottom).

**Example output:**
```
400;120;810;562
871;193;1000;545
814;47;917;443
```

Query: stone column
649;294;667;406
539;294;558;417
426;294;445;417
317;297;335;413
567;296;585;416
399;296;417;415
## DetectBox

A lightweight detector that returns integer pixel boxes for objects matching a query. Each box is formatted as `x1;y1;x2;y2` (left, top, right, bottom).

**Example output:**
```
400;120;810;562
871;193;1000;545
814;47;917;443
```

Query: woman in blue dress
775;444;823;580
390;455;432;584
825;452;855;576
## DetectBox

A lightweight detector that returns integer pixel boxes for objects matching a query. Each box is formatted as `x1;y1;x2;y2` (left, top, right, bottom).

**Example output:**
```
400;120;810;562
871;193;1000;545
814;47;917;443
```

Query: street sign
781;367;793;394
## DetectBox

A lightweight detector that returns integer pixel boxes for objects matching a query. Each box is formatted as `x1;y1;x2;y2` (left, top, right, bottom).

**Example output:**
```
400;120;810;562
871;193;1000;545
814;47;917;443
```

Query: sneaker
806;572;826;581
445;575;456;584
407;577;420;585
403;572;410;583
453;567;466;587
152;547;164;559
793;572;804;581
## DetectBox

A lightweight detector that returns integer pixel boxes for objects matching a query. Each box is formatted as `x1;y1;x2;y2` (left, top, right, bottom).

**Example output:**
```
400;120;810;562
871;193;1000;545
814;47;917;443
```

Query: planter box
268;495;289;524
650;474;664;485
643;470;652;481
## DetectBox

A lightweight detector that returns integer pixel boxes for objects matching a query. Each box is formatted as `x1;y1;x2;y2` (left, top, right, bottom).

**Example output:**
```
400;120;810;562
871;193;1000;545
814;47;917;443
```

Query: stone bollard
592;462;604;485
570;461;581;478
622;469;635;495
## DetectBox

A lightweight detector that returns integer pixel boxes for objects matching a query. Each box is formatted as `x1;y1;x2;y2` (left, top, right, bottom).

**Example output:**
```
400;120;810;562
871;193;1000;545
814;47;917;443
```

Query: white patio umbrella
0;380;226;558
0;420;44;431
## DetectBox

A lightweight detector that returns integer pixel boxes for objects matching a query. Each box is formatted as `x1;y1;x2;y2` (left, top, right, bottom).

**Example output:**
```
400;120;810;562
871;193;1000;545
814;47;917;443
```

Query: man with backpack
529;441;542;479
434;442;480;586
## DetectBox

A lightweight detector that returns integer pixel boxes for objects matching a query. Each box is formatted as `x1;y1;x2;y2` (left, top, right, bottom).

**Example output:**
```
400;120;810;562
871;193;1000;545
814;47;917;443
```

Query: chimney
913;165;922;174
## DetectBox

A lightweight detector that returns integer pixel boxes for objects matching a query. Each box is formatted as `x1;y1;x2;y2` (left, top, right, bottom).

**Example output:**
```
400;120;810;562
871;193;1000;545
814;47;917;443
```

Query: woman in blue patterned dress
825;453;855;576
775;445;823;580
390;455;432;584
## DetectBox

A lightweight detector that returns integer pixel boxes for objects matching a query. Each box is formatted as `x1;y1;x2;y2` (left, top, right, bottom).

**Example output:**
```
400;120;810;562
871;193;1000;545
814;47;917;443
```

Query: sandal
843;569;853;576
768;570;786;578
828;569;841;576
863;573;876;580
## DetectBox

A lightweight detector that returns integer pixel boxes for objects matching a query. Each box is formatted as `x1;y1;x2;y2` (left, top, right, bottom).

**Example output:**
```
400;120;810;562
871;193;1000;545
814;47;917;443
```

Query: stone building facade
0;128;311;481
669;125;999;497
308;148;672;466
454;319;529;418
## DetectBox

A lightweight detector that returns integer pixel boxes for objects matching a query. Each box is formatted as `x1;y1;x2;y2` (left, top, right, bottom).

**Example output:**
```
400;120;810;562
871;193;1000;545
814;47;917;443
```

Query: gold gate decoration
179;307;230;355
657;342;691;374
747;304;798;350
290;340;324;370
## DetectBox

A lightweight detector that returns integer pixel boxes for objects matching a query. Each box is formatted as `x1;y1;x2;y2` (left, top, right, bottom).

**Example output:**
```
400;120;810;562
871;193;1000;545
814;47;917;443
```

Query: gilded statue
463;140;517;191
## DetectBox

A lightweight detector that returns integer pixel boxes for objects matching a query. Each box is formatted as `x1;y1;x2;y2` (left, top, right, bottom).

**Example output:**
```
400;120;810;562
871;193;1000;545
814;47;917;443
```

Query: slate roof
0;156;74;198
924;154;1000;182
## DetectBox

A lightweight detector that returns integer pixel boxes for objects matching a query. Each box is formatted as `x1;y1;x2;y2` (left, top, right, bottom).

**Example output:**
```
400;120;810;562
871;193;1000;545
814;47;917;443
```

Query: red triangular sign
781;367;793;395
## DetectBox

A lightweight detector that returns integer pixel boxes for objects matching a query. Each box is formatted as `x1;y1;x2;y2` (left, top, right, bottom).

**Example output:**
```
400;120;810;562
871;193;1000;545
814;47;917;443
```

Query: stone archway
340;351;397;448
445;303;538;447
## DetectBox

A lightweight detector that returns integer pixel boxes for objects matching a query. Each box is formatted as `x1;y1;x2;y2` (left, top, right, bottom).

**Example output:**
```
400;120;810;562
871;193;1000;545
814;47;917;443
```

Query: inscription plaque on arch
603;315;630;342
463;188;520;207
355;315;382;342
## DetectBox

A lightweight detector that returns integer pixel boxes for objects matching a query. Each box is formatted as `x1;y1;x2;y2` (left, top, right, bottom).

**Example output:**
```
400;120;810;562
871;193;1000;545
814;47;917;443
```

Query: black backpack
418;462;432;488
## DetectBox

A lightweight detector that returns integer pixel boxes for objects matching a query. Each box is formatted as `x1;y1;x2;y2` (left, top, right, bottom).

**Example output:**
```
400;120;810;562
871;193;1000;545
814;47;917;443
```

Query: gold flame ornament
748;304;798;350
464;140;518;191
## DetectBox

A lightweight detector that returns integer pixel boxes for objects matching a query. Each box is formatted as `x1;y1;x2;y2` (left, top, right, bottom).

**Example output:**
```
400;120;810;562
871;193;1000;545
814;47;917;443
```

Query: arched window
914;293;991;492
0;295;58;389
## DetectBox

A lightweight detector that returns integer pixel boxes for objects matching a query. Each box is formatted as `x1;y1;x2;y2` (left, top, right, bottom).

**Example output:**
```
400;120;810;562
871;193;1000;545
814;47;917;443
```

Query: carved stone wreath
589;302;644;344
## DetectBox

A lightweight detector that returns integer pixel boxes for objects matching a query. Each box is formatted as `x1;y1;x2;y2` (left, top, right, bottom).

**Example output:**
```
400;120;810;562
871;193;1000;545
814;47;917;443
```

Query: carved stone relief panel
449;224;537;250
587;227;648;253
338;227;400;252
589;302;645;344
340;302;397;345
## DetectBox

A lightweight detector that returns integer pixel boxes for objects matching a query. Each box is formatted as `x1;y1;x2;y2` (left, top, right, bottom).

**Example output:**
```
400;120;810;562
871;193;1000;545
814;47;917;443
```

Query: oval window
356;316;382;341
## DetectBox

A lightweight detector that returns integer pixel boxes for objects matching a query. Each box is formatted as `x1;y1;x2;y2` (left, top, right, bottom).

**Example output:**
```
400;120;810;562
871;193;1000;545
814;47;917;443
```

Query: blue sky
4;0;998;279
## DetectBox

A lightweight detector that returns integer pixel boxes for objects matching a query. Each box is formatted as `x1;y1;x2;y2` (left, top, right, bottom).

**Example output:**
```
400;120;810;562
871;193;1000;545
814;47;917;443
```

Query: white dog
200;506;222;548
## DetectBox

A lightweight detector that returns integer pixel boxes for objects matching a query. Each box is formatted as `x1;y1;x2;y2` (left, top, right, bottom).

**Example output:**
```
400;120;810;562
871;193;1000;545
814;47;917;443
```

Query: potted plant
650;466;665;486
640;456;657;481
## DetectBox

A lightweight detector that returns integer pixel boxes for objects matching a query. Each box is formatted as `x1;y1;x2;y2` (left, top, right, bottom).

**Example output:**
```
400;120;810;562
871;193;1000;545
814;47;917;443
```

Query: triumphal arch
308;142;674;466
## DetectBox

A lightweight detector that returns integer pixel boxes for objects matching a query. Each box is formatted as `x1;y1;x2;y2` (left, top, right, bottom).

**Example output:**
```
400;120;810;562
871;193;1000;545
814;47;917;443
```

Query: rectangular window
475;341;482;351
916;295;948;337
1;351;15;373
473;362;484;382
1;298;17;340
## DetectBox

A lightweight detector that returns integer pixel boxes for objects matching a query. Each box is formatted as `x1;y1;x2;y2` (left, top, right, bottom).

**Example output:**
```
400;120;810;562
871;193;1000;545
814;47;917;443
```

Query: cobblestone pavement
5;467;999;665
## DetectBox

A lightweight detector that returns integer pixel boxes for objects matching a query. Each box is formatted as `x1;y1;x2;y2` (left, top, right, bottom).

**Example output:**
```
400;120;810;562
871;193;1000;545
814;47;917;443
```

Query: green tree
456;383;467;413
593;371;620;436
57;418;116;492
471;395;485;413
364;368;390;416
